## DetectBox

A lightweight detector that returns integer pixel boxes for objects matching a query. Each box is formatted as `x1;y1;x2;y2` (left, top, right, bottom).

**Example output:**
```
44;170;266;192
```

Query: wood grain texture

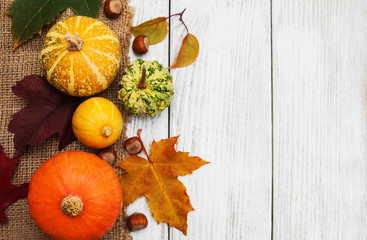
273;1;367;239
169;0;272;239
125;0;169;239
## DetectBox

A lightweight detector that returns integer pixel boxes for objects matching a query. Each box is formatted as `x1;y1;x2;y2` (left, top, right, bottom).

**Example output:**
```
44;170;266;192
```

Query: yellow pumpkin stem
64;33;84;51
60;195;83;216
101;126;112;137
137;66;147;89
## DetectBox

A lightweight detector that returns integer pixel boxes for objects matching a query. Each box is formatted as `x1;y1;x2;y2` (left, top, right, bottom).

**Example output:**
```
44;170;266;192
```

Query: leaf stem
165;8;189;33
165;8;186;19
137;129;152;163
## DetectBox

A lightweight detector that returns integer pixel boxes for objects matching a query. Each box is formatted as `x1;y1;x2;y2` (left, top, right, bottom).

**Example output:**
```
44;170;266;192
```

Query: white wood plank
125;0;169;239
169;0;272;239
273;1;367;239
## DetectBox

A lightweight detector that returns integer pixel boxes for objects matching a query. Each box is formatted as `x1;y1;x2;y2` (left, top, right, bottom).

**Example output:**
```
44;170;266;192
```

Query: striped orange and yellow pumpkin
40;16;121;97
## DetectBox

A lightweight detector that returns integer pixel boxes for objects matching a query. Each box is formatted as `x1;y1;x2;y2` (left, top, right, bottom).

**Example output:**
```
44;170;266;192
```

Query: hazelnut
132;35;149;54
104;0;122;19
124;137;143;155
126;213;148;231
97;148;117;165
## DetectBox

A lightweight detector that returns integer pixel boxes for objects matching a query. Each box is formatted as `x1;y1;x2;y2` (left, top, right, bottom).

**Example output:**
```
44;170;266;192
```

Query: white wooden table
125;0;367;239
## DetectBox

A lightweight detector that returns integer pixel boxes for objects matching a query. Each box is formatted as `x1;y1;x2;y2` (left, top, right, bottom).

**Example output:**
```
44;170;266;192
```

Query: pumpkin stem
137;66;147;89
60;196;83;216
101;126;112;137
64;33;84;51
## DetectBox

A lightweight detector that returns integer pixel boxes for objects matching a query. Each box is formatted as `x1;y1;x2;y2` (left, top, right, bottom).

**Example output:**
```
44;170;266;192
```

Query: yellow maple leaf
116;131;209;235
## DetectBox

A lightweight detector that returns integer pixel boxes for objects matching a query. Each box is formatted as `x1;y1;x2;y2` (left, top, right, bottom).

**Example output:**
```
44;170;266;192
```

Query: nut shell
104;0;122;18
97;148;117;165
132;35;149;54
126;213;148;232
124;137;143;155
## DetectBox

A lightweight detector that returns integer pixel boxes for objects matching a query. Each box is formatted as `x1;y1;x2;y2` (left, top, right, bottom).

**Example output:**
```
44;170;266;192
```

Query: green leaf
6;0;68;50
130;17;169;45
68;0;102;18
168;33;199;69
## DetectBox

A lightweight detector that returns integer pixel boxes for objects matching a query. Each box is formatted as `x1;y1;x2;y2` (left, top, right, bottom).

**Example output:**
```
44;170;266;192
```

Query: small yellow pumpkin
40;16;121;97
72;97;123;149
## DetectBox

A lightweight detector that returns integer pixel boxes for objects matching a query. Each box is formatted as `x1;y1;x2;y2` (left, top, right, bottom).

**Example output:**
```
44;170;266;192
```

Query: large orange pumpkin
40;16;121;97
28;151;123;240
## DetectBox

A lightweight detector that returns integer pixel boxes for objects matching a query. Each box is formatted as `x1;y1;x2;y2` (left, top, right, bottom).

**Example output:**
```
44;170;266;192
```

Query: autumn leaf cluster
130;9;199;69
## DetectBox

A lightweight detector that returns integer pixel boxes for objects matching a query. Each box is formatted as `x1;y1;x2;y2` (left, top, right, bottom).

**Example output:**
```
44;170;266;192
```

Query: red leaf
8;75;81;158
168;33;199;69
0;146;29;222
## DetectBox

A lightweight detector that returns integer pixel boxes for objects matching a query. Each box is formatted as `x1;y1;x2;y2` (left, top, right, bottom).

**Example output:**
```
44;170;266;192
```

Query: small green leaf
68;0;102;18
131;17;168;45
168;33;199;69
6;0;69;50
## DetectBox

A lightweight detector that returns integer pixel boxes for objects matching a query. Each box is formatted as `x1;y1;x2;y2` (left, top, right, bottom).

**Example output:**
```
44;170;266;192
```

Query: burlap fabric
0;0;134;239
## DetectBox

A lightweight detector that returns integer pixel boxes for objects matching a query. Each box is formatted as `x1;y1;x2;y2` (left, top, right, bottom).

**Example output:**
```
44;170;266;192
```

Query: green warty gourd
118;59;174;117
